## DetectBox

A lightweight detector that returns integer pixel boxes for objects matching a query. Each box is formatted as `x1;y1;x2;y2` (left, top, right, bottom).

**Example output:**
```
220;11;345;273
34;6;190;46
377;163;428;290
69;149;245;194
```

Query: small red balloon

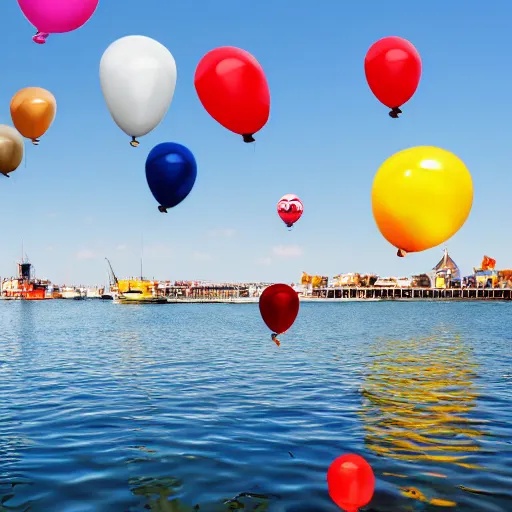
259;284;299;336
277;194;303;228
364;36;422;118
327;454;375;512
194;46;270;142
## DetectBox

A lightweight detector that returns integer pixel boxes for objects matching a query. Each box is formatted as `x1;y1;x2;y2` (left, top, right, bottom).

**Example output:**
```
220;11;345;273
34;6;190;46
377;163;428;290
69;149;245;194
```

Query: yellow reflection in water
360;330;486;506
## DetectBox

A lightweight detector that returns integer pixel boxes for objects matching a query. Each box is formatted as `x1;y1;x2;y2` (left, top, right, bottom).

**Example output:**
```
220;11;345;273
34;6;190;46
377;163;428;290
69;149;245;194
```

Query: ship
60;287;85;300
115;284;168;304
1;258;50;300
86;287;104;299
106;257;167;304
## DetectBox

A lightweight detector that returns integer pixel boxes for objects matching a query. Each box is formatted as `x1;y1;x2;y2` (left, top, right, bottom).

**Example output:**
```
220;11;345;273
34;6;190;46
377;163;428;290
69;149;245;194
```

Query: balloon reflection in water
130;475;191;511
359;332;486;506
130;475;274;510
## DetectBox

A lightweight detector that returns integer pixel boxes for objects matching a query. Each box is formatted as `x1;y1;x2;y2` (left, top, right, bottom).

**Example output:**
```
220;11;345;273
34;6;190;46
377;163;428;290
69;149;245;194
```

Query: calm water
0;300;511;511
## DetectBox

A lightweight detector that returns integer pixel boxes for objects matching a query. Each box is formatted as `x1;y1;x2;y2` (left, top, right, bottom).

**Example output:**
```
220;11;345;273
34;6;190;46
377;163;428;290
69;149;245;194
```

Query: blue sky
0;1;509;285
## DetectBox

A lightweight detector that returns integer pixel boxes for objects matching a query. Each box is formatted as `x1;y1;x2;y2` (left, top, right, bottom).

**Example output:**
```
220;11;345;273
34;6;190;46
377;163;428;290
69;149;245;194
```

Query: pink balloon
18;0;99;44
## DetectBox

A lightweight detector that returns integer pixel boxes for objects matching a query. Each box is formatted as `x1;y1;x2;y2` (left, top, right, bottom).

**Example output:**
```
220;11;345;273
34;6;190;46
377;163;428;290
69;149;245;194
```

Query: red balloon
327;454;375;512
194;46;270;142
277;194;303;228
364;36;422;118
259;284;299;336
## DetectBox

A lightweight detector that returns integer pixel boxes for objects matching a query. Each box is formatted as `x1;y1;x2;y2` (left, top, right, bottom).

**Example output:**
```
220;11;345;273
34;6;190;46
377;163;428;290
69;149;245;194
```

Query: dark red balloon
327;454;375;512
364;36;422;118
259;284;299;335
194;46;270;142
277;194;303;229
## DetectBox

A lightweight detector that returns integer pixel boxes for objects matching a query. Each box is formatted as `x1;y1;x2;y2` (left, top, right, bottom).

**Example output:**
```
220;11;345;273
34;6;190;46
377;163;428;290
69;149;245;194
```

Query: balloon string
391;106;403;256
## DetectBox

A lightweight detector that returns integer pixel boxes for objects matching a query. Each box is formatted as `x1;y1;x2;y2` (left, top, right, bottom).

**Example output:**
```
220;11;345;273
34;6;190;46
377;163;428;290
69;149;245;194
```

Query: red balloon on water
259;284;299;336
277;194;303;229
327;454;375;512
194;46;270;142
364;36;422;118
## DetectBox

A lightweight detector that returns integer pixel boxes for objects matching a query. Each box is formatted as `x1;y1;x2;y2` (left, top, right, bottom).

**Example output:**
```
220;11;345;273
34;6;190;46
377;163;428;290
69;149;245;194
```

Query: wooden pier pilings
313;287;512;301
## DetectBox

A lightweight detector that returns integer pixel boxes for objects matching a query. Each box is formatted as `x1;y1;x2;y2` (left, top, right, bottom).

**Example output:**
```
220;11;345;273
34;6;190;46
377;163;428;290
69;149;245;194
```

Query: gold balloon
10;87;56;145
0;125;24;177
372;146;473;254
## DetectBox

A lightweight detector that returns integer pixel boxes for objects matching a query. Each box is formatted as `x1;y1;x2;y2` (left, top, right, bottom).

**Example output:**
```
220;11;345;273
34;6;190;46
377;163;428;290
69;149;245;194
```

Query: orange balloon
10;87;56;145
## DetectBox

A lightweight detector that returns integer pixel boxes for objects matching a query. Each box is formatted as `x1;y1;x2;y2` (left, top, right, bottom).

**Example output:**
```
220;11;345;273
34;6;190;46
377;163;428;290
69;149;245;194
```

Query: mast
105;258;119;285
140;233;144;280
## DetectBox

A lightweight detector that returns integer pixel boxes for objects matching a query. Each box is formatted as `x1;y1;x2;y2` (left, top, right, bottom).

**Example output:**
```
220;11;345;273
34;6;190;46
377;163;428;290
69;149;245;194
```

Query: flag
481;255;496;270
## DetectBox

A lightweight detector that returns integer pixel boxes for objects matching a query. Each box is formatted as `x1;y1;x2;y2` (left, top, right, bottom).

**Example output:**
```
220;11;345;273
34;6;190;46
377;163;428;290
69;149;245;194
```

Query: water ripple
0;301;510;511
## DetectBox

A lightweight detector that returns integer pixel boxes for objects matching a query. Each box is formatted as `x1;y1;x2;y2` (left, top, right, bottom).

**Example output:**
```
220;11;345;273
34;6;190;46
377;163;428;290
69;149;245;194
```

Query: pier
311;287;512;301
166;297;258;304
161;287;512;303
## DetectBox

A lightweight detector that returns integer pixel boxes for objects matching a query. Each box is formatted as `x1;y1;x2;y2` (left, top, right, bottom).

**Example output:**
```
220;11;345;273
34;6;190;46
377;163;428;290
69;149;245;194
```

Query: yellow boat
105;259;167;305
115;279;167;304
116;290;168;304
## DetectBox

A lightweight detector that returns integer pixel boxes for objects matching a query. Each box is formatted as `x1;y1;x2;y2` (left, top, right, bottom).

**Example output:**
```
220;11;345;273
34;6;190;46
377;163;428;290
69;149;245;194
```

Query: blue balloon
145;143;197;213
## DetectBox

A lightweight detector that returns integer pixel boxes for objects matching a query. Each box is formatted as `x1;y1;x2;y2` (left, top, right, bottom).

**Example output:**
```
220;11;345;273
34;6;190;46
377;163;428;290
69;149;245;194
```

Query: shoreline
308;286;512;301
2;286;510;303
165;286;512;303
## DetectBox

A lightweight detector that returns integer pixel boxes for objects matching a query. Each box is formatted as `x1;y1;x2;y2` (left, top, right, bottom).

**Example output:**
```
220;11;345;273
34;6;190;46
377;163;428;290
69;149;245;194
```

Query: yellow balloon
371;146;473;254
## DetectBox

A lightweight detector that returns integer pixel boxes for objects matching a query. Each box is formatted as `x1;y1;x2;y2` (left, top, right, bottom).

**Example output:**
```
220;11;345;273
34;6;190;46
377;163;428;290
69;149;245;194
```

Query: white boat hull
60;290;83;299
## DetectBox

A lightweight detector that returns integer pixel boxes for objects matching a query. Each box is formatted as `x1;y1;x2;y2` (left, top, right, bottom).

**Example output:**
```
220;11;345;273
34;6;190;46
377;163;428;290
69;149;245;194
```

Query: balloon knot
130;137;139;147
242;133;255;143
158;205;168;213
286;223;293;229
271;333;280;347
389;107;402;118
32;139;40;146
33;32;49;44
2;173;10;178
397;248;407;258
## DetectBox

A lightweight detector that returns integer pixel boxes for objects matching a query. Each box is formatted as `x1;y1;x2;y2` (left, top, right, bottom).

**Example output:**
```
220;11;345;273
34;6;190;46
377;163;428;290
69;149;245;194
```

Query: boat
116;290;168;304
86;287;103;299
106;257;167;305
51;285;63;299
60;287;85;299
1;257;51;300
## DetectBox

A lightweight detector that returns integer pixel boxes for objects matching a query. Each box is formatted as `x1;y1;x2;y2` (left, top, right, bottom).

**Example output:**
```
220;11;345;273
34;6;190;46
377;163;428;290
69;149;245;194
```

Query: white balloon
100;35;177;144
